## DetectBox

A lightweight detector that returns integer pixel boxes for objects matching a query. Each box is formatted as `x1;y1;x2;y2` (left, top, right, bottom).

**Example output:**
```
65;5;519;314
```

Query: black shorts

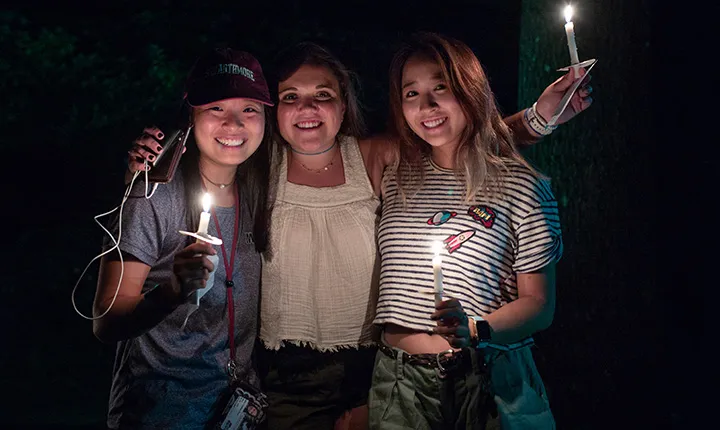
258;343;377;430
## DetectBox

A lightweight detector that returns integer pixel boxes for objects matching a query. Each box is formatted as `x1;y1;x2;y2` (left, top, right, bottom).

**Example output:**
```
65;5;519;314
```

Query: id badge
218;385;268;430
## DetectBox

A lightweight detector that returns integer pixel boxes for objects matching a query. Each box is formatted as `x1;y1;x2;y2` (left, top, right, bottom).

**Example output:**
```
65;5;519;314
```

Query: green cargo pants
368;343;555;430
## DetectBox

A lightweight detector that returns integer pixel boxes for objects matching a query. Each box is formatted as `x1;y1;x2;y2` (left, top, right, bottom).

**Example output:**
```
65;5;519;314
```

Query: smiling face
277;64;346;153
192;97;265;168
400;55;467;153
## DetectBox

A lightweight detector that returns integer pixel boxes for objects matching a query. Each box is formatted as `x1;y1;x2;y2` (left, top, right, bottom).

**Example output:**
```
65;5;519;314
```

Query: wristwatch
470;316;492;348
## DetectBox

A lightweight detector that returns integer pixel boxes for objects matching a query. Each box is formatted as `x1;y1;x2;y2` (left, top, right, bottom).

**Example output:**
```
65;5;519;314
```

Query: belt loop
395;349;405;380
469;347;481;374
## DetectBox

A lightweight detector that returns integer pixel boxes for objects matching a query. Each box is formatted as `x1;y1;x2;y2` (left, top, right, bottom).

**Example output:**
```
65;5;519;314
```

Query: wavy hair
387;32;537;203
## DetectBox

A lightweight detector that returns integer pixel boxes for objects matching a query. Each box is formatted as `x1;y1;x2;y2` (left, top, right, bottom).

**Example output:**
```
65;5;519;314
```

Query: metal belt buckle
436;349;456;376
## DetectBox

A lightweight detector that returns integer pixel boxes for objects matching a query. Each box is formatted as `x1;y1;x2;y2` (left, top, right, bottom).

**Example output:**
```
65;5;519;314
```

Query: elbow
93;319;119;344
537;312;554;332
534;297;555;332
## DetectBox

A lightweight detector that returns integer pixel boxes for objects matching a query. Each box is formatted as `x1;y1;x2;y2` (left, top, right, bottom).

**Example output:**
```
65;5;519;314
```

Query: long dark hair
179;103;273;253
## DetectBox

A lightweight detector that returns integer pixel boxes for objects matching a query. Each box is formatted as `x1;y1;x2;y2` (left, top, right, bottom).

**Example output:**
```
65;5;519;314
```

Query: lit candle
197;193;212;235
432;241;443;306
564;5;580;77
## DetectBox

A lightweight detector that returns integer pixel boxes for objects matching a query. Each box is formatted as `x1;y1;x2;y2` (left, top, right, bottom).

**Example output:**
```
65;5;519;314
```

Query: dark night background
1;1;691;429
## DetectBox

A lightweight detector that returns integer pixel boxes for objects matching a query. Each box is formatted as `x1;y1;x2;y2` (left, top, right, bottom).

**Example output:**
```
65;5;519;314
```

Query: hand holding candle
432;241;443;306
564;5;580;78
178;192;222;328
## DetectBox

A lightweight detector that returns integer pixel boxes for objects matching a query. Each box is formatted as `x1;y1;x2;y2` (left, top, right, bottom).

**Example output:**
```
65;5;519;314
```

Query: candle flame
201;193;212;212
432;241;443;256
564;5;574;22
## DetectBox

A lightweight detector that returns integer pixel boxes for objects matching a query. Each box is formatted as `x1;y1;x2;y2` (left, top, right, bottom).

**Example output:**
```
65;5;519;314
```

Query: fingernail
148;155;155;161
156;145;163;152
157;132;164;139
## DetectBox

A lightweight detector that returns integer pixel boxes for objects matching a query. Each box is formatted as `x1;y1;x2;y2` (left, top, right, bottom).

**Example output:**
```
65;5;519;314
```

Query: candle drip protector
547;58;598;127
179;253;220;330
178;230;223;246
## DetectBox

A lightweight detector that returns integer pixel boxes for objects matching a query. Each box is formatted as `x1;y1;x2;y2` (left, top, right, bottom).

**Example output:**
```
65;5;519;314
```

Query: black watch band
475;319;491;343
470;316;492;348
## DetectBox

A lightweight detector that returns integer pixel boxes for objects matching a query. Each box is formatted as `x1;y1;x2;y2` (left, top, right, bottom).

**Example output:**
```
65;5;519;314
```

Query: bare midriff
383;323;460;354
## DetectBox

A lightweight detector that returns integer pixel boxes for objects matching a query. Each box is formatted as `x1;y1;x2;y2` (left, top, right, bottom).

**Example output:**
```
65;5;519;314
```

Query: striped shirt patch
374;158;563;350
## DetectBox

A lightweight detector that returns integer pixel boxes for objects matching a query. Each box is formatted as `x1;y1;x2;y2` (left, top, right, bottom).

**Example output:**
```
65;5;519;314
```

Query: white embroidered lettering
204;64;255;81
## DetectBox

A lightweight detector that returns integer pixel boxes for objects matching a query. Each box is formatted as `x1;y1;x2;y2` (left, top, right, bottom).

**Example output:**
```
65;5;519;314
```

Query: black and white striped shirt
374;157;563;350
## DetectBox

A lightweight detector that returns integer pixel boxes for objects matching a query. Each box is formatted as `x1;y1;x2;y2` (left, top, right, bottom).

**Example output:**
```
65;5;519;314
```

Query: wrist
467;315;478;342
469;316;492;348
533;102;552;124
523;104;557;137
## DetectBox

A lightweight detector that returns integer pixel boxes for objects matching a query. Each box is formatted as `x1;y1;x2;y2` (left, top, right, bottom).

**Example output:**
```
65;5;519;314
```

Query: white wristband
524;104;557;137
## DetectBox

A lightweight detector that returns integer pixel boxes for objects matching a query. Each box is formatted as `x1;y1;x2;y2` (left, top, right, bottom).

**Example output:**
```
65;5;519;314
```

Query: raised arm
512;68;593;146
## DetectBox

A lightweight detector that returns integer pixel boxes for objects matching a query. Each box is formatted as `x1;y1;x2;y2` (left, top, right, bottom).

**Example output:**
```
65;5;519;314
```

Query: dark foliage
0;1;664;428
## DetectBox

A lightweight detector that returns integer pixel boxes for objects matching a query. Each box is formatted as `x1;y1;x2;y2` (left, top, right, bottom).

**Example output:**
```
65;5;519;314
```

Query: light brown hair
387;32;537;202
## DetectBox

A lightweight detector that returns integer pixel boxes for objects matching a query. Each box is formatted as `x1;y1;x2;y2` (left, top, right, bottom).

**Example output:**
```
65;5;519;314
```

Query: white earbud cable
71;163;159;320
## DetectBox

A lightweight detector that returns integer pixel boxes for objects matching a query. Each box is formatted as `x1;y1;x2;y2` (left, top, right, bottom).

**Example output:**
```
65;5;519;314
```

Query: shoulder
499;159;556;204
358;134;398;168
126;168;188;217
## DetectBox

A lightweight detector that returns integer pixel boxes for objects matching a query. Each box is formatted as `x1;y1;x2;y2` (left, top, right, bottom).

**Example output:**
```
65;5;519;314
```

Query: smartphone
147;125;193;183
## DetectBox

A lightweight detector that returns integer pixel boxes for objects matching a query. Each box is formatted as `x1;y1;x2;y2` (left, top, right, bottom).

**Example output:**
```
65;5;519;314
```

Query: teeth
296;121;321;129
422;118;446;128
216;138;245;147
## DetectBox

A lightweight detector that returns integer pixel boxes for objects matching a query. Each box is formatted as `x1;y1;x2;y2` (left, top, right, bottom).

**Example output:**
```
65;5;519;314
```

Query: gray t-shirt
105;169;261;429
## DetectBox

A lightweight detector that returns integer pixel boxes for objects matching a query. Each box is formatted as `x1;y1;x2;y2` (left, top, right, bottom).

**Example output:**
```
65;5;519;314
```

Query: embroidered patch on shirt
467;205;496;228
443;230;476;253
427;211;457;226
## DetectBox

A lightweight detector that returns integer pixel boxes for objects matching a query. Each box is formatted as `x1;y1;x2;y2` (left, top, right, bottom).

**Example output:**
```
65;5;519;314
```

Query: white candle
197;193;212;235
564;5;580;77
432;241;443;306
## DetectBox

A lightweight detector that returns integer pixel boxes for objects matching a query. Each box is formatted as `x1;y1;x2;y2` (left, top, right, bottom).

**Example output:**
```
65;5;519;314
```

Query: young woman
94;48;274;429
370;32;564;429
255;43;380;430
127;41;590;430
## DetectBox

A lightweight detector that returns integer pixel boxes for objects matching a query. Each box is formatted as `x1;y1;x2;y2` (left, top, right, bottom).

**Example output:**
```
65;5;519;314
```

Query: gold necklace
296;146;339;174
200;170;234;189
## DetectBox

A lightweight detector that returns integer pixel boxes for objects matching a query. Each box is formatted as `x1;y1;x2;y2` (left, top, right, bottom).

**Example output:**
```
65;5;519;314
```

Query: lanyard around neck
204;181;241;376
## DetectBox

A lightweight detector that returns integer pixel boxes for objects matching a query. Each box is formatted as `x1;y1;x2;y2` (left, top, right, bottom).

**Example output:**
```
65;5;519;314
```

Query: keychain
217;365;268;430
